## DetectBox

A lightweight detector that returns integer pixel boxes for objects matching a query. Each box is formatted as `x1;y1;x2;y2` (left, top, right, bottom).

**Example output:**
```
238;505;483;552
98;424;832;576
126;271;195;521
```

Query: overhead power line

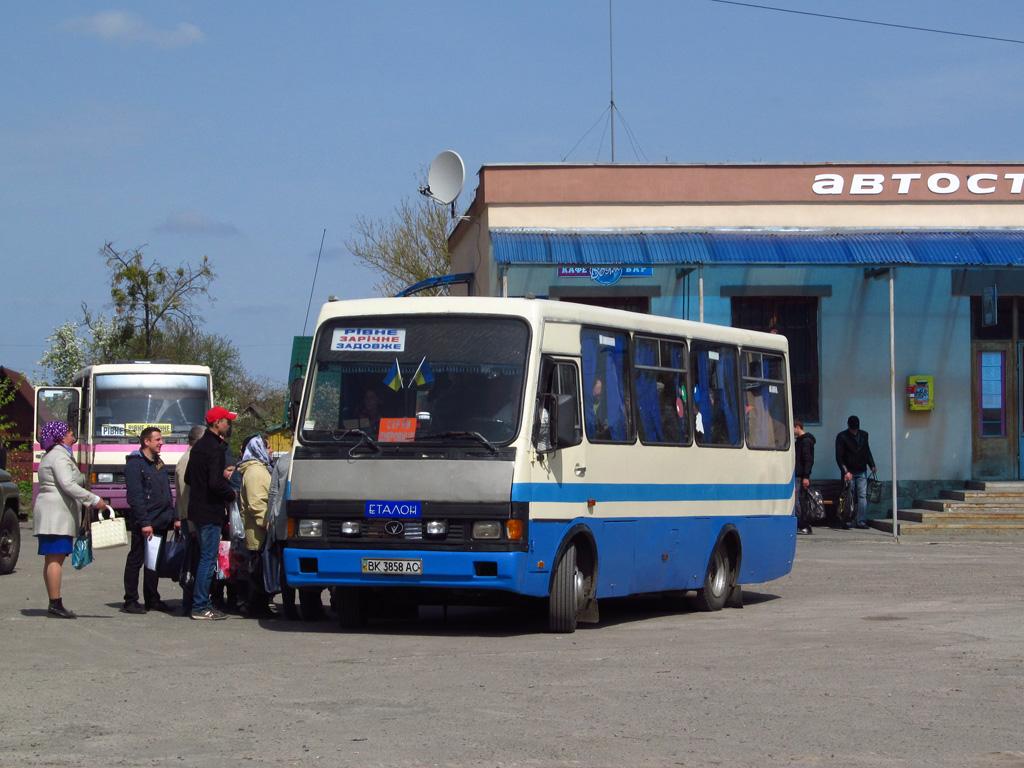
709;0;1024;46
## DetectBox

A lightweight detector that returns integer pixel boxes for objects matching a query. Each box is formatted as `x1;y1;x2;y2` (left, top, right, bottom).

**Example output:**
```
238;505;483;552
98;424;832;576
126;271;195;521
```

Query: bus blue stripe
511;481;793;503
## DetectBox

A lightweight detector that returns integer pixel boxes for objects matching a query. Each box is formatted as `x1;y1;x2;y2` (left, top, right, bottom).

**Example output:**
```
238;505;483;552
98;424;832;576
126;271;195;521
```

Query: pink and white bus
33;363;213;514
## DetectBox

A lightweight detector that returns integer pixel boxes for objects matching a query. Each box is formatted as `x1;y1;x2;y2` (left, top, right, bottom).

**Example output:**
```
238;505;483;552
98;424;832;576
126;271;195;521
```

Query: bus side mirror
535;393;578;454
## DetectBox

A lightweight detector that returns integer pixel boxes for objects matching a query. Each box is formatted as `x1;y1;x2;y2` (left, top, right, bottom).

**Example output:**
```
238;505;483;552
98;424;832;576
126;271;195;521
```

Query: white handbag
90;508;129;549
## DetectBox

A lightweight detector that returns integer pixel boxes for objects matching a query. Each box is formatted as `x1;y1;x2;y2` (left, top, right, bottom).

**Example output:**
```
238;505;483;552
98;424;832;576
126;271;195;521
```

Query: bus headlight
425;520;447;537
298;519;323;538
340;521;360;536
472;521;502;540
97;473;114;484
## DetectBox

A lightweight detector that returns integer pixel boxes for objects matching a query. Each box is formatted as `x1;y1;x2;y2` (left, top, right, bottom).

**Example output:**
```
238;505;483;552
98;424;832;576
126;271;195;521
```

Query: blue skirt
37;534;74;556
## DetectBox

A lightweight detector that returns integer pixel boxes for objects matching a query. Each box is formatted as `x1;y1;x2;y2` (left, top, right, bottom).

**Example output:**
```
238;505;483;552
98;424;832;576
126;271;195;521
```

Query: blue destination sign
365;500;422;518
557;266;653;285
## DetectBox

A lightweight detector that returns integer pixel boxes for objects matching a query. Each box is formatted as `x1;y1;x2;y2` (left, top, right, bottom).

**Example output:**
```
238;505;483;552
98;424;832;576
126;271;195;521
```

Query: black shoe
121;600;146;614
855;521;870;529
841;522;851;530
47;603;77;619
145;600;173;613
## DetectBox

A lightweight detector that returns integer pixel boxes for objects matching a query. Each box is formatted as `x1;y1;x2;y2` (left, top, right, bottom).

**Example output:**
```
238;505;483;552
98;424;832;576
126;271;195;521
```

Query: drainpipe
888;267;899;541
698;263;704;323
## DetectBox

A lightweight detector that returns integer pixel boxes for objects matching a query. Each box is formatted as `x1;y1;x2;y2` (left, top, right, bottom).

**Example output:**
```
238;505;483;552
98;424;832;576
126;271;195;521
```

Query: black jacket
185;429;236;527
835;428;876;475
795;432;815;479
125;450;176;530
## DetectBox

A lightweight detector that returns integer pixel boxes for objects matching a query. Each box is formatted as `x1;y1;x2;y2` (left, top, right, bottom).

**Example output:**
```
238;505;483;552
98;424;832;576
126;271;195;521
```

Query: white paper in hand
144;534;162;571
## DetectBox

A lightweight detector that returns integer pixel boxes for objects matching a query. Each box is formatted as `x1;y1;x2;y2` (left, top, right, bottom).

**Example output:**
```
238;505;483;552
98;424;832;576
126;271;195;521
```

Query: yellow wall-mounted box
906;375;935;411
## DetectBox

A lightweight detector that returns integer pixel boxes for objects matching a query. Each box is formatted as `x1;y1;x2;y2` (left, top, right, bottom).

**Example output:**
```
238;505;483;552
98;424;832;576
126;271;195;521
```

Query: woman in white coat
33;420;108;618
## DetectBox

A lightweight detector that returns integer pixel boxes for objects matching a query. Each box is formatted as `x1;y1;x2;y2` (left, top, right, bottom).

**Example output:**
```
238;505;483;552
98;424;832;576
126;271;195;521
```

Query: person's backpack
802;487;826;523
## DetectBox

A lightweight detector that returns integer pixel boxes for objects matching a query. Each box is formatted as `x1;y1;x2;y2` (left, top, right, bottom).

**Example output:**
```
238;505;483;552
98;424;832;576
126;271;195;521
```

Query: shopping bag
90;509;129;549
71;533;93;570
144;533;163;571
802;488;826;523
867;472;883;505
158;529;187;581
216;540;232;580
837;480;855;523
228;500;245;542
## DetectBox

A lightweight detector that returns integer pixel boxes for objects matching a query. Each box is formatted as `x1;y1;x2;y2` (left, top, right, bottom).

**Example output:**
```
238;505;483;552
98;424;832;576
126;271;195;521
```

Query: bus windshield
93;373;210;440
302;316;529;446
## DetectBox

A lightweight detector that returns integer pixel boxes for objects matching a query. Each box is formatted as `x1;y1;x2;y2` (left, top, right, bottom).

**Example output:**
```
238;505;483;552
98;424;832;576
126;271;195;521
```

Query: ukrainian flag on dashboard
413;359;434;388
383;359;403;392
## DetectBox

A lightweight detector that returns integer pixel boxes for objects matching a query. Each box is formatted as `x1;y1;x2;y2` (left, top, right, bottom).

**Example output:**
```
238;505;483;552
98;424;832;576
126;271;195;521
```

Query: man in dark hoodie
185;406;237;620
794;421;816;535
122;427;179;614
835;415;876;529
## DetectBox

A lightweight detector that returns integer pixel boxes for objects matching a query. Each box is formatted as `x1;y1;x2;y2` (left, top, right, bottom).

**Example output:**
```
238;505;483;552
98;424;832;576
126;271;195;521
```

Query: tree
38;322;86;386
102;242;215;357
346;189;453;296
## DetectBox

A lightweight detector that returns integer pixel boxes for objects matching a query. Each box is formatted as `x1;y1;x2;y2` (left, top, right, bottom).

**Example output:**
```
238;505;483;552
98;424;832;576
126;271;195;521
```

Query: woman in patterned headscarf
33;420;108;618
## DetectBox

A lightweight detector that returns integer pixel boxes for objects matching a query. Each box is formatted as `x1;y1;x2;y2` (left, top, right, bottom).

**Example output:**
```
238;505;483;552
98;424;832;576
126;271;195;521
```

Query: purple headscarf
40;420;70;452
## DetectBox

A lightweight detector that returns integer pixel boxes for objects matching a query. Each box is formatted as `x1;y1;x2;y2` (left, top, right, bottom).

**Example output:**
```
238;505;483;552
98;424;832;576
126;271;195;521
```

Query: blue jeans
192;524;222;613
851;472;868;524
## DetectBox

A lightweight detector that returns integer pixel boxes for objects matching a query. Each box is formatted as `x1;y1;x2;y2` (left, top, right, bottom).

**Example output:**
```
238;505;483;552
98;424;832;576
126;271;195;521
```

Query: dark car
0;467;20;574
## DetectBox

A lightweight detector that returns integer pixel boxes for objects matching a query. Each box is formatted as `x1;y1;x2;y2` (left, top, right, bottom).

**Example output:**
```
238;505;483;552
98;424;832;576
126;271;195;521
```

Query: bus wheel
336;587;368;629
548;544;582;633
696;544;733;612
0;507;20;575
299;588;325;621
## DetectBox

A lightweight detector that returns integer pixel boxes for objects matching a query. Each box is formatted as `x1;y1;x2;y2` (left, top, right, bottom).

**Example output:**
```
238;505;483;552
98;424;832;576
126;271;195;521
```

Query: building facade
448;163;1024;511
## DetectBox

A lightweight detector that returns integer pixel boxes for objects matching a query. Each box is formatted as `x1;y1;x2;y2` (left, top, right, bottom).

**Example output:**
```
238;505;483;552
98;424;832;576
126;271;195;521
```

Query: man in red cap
184;406;237;620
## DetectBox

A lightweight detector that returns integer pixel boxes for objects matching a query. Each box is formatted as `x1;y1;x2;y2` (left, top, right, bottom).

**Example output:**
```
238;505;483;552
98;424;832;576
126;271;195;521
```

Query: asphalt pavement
1;521;1022;768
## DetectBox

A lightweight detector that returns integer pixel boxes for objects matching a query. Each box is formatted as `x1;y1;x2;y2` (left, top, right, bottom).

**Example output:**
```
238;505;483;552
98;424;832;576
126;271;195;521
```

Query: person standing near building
835;415;876;530
186;407;237;620
175;425;205;614
122;427;179;613
794;421;815;535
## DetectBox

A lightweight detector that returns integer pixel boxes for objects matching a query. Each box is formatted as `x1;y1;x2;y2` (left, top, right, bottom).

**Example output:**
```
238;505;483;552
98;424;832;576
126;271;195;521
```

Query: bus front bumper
283;547;548;596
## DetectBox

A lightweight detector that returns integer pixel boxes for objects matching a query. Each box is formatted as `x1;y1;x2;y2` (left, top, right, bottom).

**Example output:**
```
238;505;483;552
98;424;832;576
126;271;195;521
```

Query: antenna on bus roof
302;228;327;336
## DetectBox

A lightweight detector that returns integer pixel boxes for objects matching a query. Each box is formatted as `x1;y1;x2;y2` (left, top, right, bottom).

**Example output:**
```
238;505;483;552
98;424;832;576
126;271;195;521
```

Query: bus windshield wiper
330;428;382;456
419;431;498;454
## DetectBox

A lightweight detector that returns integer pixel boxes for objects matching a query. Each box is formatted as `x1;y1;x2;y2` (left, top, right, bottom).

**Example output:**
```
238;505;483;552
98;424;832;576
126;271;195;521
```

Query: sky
2;1;1023;384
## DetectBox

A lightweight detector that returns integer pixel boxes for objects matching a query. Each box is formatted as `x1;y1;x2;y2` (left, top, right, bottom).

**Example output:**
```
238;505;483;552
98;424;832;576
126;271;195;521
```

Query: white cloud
155;211;239;237
64;11;204;49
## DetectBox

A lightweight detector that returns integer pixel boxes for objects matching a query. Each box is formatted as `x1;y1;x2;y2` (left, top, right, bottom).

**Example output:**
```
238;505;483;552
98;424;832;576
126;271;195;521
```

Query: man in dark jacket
794;421;816;535
185;406;237;620
835;415;877;529
122;427;179;614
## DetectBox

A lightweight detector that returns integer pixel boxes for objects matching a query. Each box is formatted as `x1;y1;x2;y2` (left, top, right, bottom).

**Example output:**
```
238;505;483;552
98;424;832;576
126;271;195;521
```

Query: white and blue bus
284;297;795;632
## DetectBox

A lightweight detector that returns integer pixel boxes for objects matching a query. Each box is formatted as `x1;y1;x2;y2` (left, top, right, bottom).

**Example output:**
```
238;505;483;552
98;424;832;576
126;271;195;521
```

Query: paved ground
1;522;1022;768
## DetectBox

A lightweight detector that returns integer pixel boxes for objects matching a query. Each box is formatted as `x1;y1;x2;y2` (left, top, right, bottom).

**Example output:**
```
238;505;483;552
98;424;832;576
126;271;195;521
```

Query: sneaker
145;600;173;613
191;608;227;621
47;604;77;619
797;527;812;535
121;600;146;615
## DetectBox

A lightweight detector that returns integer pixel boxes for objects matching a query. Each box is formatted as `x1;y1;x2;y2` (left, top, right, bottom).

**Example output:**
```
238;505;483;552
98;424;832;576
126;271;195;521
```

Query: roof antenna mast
609;0;615;163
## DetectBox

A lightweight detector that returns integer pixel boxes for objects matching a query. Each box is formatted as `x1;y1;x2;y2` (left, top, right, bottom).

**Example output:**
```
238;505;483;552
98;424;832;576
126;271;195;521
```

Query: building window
581;328;634;443
732;297;819;424
633;336;690;446
979;351;1006;437
691;342;741;448
742;350;790;450
970;296;1013;340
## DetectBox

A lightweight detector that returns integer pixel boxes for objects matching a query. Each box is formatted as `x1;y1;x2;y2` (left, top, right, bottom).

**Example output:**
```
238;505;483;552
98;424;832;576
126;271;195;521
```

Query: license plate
361;558;423;576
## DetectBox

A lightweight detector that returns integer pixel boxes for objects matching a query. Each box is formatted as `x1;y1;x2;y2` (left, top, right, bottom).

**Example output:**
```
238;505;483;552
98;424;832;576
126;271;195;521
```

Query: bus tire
336;587;367;629
695;543;733;612
298;587;325;621
0;507;20;575
548;543;580;633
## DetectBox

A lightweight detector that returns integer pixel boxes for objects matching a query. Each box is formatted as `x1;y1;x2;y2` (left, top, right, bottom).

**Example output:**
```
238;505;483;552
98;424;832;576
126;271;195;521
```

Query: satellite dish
426;150;465;206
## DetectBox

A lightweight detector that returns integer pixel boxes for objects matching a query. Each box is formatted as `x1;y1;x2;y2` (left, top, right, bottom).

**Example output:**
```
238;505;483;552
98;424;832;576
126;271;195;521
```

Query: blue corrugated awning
490;229;1024;266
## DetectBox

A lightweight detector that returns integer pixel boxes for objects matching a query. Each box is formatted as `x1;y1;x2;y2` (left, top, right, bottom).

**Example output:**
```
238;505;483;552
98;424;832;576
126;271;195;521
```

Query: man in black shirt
185;406;237;620
835;415;876;530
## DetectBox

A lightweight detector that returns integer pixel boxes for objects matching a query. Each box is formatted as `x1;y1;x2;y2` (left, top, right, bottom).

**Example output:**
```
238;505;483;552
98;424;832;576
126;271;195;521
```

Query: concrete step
940;489;1024;502
898;508;1024;523
915;499;1024;513
870;518;1024;535
965;481;1024;492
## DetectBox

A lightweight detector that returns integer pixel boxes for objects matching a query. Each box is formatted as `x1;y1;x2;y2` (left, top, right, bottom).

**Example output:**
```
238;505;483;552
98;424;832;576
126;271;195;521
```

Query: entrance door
970;342;1016;479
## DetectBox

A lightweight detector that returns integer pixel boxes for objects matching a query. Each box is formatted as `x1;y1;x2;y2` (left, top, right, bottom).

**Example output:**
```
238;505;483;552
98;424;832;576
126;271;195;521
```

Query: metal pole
889;267;899;541
698;264;705;322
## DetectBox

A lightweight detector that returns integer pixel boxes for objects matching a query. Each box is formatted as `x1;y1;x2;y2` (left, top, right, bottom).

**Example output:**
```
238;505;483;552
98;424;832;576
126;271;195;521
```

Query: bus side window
581;328;634;443
691;343;742;448
742;350;790;450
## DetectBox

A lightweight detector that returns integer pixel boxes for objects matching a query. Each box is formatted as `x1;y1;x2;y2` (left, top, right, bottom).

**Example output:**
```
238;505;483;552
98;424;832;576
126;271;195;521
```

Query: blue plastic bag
71;534;93;570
